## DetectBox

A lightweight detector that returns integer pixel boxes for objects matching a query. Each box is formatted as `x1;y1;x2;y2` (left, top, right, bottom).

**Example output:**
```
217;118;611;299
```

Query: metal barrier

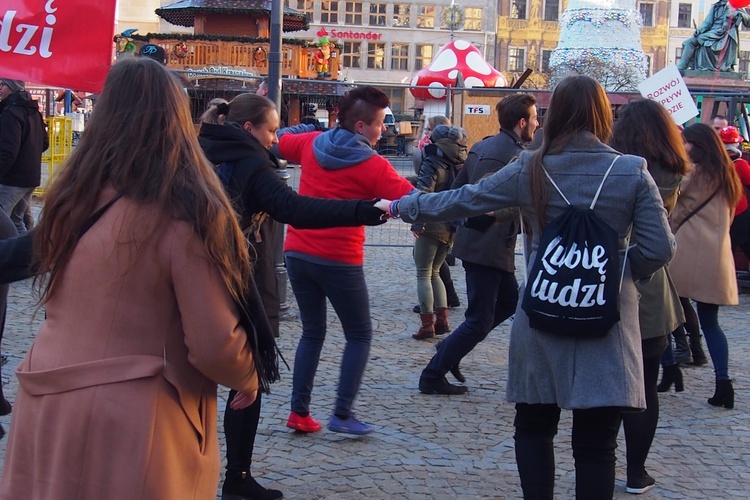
37;117;73;196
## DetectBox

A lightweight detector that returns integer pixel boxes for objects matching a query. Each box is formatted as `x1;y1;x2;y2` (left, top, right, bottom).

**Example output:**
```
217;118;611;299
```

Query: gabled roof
156;0;309;32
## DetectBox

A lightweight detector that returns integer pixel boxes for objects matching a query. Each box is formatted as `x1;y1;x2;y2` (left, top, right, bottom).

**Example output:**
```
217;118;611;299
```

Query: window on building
544;0;559;21
345;1;363;25
369;3;387;26
393;4;411;27
285;0;314;20
677;4;691;28
391;43;409;70
508;47;526;72
511;0;527;20
541;49;552;72
675;47;683;65
417;5;435;28
367;42;386;69
342;41;361;68
321;1;339;24
382;88;405;114
415;44;434;70
639;3;654;27
464;8;482;30
740;51;750;77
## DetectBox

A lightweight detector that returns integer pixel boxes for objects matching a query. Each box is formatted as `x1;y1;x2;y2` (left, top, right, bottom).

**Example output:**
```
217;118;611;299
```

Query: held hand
375;199;392;212
355;199;387;226
230;390;258;410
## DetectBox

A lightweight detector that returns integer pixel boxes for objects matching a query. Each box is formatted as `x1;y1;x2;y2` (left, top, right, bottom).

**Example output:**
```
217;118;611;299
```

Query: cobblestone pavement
1;187;749;499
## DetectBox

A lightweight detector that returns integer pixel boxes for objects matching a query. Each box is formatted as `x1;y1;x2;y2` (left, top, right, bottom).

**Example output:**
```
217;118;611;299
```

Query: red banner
0;0;117;92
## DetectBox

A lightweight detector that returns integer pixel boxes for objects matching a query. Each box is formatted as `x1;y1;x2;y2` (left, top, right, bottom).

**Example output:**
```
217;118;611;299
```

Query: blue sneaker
327;413;374;435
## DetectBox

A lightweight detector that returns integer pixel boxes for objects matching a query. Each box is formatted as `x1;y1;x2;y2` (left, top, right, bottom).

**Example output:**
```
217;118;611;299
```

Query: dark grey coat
451;129;523;271
398;133;675;410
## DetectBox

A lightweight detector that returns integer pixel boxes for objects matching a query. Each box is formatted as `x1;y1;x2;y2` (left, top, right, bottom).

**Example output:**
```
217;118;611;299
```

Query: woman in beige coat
0;58;261;499
670;123;743;410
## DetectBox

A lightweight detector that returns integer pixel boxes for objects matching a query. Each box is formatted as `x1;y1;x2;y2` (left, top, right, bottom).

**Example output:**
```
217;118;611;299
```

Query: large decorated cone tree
550;0;648;91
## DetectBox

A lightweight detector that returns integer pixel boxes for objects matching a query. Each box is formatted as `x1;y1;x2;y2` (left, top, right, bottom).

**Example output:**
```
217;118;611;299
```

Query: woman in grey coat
378;75;675;499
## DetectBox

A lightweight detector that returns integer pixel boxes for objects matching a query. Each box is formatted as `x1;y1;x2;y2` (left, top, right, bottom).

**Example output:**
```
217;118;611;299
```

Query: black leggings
514;403;622;500
622;339;665;479
224;390;262;472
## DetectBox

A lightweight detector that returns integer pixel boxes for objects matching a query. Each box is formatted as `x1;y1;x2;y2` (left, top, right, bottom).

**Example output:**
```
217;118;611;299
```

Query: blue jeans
422;260;518;381
697;302;730;379
286;256;372;417
413;235;448;313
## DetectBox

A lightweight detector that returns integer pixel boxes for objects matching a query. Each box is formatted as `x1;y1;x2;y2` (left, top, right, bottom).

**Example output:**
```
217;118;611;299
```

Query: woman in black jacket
199;92;385;500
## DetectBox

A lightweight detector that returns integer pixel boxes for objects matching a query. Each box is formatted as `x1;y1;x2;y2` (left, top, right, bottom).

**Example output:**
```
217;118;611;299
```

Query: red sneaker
286;412;322;433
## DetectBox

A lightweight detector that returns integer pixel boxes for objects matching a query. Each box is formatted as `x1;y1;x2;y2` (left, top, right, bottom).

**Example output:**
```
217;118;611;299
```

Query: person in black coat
0;79;48;234
199;92;385;500
418;93;539;395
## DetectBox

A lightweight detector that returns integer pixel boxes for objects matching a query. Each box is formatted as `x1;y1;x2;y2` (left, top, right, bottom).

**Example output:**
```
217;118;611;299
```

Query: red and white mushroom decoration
410;39;507;102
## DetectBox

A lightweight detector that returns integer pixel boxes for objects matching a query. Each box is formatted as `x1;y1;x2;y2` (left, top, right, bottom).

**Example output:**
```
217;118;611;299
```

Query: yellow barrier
37;117;73;196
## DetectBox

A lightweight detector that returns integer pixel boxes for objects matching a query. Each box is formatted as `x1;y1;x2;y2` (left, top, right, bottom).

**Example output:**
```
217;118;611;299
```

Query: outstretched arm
0;230;36;284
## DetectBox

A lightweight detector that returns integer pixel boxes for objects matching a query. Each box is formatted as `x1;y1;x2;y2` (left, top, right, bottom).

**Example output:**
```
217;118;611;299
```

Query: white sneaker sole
626;483;655;494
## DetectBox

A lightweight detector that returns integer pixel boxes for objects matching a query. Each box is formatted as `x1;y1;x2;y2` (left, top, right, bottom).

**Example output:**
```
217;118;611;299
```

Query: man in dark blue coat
0;79;48;234
419;93;538;395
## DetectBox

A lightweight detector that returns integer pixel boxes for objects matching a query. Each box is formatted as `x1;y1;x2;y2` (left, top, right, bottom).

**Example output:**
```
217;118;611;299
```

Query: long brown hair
529;75;613;225
610;99;690;175
201;92;275;127
682;122;743;207
34;57;251;304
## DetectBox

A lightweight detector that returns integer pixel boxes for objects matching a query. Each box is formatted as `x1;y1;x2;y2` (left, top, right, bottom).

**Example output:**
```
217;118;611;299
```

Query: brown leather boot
413;313;435;340
435;307;451;335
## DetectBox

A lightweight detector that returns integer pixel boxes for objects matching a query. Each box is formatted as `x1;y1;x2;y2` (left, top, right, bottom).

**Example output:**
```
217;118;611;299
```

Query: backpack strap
590;155;620;209
542;169;571;205
542;154;621;208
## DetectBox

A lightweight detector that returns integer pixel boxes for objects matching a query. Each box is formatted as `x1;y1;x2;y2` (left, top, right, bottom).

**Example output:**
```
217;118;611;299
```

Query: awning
156;0;309;32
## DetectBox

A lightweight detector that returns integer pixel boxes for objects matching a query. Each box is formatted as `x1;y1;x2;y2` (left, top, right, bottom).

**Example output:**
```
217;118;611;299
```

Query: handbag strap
78;193;123;239
673;187;720;234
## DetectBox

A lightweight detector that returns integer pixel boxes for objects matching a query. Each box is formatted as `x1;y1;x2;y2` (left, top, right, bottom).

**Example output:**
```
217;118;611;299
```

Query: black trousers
514;403;622;499
422;261;517;380
224;390;262;472
622;337;666;480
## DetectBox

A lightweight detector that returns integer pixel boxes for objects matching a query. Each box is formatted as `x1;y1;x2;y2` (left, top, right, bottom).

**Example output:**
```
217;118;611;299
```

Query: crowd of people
0;58;746;500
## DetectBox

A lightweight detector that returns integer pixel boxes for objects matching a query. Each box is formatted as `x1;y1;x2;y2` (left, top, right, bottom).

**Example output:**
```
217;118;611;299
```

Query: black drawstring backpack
520;155;630;338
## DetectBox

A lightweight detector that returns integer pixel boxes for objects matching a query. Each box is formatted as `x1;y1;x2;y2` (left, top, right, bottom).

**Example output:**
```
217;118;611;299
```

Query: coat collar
500;128;523;148
553;132;617;155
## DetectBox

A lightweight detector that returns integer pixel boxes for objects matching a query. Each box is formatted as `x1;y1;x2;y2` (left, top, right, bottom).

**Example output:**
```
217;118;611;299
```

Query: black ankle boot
707;378;734;409
419;375;468;395
688;332;708;366
221;470;283;500
672;330;693;365
657;364;684;393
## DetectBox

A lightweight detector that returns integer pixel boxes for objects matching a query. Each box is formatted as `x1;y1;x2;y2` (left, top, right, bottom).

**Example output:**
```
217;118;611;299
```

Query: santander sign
317;26;383;41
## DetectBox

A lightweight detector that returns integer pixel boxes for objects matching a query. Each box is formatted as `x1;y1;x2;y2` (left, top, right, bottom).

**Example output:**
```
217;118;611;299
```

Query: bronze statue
678;0;750;72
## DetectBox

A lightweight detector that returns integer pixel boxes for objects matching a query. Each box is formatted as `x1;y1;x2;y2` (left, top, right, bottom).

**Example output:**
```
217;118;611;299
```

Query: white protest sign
637;64;699;125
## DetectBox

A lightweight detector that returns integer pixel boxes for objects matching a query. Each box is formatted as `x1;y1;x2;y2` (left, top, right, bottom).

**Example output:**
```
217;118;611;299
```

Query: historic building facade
280;0;498;112
497;0;669;88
